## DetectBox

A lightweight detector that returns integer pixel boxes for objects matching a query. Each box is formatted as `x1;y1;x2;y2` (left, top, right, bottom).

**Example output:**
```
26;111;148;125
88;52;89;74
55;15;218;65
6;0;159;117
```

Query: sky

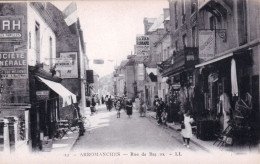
52;0;169;77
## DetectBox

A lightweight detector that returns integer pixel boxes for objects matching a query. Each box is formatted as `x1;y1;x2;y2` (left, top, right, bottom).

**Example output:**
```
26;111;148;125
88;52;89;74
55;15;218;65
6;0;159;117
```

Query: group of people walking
102;95;134;118
153;96;194;148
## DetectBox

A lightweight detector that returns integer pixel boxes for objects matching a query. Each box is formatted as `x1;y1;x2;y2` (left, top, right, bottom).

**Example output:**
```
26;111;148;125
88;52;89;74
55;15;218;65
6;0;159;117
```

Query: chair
213;123;233;148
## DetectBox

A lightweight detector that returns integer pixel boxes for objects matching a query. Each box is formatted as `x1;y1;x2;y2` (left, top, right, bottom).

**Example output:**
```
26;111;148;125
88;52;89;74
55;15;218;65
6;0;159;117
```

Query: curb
68;132;80;152
148;113;211;153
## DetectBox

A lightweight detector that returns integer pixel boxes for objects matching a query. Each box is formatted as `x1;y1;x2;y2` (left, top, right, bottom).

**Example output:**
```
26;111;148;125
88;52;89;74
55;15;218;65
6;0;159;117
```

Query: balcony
161;47;198;77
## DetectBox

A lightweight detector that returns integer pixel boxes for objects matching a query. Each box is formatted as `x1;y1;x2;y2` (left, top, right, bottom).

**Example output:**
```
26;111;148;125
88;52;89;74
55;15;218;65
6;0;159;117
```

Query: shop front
29;67;77;151
161;47;198;123
195;49;257;143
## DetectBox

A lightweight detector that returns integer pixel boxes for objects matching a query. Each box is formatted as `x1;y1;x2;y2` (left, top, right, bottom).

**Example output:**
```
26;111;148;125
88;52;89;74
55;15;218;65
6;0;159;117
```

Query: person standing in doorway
126;98;133;118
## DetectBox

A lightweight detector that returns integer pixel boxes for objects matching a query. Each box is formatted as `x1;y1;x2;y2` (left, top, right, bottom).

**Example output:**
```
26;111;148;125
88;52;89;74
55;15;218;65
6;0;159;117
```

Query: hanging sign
199;30;215;61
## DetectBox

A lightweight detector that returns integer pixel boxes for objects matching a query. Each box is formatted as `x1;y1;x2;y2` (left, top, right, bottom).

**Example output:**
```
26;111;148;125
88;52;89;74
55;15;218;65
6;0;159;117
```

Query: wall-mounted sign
0;16;24;42
36;90;49;100
58;52;78;78
199;30;215;61
55;58;73;70
136;35;149;45
135;45;150;56
0;52;28;79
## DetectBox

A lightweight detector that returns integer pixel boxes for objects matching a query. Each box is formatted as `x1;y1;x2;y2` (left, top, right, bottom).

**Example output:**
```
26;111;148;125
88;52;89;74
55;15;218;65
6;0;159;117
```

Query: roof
144;18;156;23
148;14;164;32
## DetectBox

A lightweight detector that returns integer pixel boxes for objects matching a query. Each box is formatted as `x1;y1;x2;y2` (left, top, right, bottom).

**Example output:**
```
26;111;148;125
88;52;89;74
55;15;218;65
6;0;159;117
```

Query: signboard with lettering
136;35;149;45
135;45;150;56
0;52;28;79
54;58;73;70
36;90;49;100
199;30;215;61
0;16;24;42
58;52;78;78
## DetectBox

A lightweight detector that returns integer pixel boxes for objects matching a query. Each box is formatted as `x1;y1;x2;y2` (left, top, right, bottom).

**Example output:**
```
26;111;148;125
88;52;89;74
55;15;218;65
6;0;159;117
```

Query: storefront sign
0;16;24;42
135;45;150;55
137;64;144;81
36;90;49;100
199;30;215;61
54;58;73;70
0;52;27;79
58;52;78;78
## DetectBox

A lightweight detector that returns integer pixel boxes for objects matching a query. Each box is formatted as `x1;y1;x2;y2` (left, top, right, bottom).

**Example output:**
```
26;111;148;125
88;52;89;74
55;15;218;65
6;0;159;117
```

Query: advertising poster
58;52;78;78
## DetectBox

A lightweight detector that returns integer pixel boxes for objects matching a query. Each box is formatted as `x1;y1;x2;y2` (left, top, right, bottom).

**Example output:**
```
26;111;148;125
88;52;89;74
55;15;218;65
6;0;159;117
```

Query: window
174;2;178;29
167;47;170;59
191;0;196;14
181;0;186;24
210;16;217;30
192;26;196;47
209;16;217;30
237;0;248;45
49;37;53;67
175;40;178;51
35;22;40;63
182;34;187;48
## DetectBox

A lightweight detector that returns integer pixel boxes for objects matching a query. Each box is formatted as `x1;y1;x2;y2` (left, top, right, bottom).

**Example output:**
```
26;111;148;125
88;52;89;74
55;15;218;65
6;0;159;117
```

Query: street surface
72;105;207;153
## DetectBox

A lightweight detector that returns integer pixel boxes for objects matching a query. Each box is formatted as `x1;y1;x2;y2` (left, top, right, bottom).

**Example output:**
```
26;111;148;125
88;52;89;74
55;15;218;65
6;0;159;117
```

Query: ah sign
0;16;24;42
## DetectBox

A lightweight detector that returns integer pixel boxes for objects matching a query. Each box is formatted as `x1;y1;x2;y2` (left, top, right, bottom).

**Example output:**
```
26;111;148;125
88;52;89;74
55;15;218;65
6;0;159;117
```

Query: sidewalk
146;111;260;154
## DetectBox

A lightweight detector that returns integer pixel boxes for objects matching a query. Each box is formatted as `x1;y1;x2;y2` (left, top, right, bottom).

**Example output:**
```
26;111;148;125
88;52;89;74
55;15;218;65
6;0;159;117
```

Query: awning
37;76;77;107
195;53;233;68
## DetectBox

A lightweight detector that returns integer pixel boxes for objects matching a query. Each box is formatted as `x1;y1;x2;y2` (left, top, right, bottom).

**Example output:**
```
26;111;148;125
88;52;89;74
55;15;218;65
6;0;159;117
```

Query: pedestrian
115;99;121;118
90;95;97;115
181;110;194;148
139;98;145;117
105;95;109;110
126;98;133;118
107;96;113;111
156;98;164;125
101;95;105;104
135;96;140;111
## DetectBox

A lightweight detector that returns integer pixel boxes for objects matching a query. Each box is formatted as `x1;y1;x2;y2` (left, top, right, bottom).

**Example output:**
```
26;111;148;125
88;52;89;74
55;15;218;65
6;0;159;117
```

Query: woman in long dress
181;110;194;148
126;99;133;118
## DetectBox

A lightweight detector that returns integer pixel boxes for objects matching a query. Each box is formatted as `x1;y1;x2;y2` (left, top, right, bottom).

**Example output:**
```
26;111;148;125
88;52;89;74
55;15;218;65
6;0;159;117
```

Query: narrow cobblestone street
72;105;207;153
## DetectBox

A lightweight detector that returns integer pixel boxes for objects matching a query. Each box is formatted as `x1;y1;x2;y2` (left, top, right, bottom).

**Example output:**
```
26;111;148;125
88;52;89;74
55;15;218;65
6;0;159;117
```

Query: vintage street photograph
0;0;260;163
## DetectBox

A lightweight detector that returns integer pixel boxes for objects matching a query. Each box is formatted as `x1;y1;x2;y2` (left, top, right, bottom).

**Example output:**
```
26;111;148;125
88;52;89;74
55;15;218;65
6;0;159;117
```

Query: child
181;110;194;148
116;100;121;118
